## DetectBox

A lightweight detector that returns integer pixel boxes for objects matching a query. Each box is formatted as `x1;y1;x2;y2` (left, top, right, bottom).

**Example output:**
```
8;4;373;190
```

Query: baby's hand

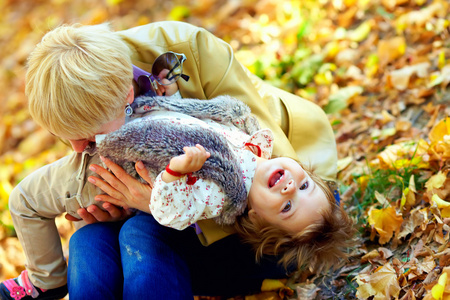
170;144;210;174
163;145;210;183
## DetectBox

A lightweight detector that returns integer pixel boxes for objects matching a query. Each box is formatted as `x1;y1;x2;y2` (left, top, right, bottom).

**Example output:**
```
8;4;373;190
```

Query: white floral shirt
147;110;274;230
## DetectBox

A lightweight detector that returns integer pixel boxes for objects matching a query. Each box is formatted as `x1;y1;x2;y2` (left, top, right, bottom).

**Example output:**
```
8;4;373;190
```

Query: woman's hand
65;203;133;224
87;157;153;214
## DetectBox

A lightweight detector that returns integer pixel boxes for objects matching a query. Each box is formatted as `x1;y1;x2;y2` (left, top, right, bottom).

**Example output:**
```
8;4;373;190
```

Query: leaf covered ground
0;0;450;299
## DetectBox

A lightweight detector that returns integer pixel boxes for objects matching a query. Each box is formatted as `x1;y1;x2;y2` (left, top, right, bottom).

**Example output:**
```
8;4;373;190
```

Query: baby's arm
162;144;210;183
151;171;224;230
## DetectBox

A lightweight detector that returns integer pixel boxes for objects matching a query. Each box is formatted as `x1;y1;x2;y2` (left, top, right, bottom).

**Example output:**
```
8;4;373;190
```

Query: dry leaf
368;206;404;244
389;62;430;91
356;263;401;300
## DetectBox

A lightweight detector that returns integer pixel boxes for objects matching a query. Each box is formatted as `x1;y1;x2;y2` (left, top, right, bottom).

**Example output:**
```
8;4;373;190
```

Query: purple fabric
133;64;150;81
133;65;157;97
190;223;203;234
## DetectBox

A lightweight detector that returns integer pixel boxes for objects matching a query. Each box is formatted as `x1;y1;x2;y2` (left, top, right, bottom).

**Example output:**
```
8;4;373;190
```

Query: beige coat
9;21;337;289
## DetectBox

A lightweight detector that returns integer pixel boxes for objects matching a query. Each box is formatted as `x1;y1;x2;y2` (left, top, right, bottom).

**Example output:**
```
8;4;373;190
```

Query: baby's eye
282;201;291;213
299;181;309;190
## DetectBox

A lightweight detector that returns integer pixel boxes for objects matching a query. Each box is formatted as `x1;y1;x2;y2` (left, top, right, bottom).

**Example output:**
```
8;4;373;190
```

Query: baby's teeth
274;175;283;186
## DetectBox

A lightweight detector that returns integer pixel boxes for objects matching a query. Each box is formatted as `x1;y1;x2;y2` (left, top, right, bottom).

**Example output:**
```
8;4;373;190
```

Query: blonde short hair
26;23;133;139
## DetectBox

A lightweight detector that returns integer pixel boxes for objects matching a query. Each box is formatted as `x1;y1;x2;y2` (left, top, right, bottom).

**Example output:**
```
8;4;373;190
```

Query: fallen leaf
368;206;404;244
389;62;430;91
432;194;450;218
261;279;286;291
429;117;450;143
377;36;406;65
356;263;401;300
426;172;447;192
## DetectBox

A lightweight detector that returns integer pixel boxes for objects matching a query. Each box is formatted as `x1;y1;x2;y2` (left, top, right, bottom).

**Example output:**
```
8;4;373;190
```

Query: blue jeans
68;212;290;299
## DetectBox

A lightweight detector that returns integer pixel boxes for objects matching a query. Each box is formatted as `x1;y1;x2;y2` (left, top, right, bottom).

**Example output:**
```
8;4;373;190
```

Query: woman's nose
281;179;296;195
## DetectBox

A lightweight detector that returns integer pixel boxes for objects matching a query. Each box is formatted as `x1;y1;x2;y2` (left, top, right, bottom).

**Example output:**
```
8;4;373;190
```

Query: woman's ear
127;84;134;104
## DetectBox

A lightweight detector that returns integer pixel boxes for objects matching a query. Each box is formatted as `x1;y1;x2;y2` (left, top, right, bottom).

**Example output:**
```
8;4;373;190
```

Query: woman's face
66;117;127;153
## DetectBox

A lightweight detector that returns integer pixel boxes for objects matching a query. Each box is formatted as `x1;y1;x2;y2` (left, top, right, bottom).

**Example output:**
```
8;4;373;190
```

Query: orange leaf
429;117;450;143
368;206;403;244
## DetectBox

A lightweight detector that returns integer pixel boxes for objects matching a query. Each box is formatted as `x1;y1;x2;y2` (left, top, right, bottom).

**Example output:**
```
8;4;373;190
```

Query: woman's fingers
95;194;129;211
75;207;100;224
102;202;130;218
88;174;126;202
66;204;129;224
89;163;128;199
135;161;153;188
99;156;135;187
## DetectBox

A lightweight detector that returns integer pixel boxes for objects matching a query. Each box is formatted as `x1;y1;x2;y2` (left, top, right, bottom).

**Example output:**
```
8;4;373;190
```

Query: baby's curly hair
233;166;355;273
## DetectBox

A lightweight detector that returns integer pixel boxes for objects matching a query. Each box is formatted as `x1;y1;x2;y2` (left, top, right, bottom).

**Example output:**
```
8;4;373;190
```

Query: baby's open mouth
268;170;284;188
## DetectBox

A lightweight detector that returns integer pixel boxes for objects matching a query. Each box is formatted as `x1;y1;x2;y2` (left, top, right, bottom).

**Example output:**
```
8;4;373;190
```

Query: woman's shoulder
117;21;207;43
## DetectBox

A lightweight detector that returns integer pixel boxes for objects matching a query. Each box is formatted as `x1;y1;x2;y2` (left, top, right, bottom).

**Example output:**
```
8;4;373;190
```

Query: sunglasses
137;51;190;93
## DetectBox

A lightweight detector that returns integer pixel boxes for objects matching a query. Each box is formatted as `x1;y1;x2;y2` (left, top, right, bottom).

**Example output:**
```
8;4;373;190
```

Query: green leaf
324;86;364;113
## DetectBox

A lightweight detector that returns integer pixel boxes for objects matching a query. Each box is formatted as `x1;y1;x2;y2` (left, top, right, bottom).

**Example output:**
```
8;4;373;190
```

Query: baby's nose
281;179;295;194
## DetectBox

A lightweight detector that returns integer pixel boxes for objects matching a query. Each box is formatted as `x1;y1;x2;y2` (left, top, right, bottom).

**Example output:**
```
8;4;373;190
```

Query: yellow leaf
314;71;333;85
428;65;450;87
261;279;286;291
168;6;190;21
348;20;372;42
106;0;123;6
0;180;13;209
432;272;448;300
364;53;379;77
400;187;408;209
368;206;403;244
439;51;446;69
426;171;447;191
358;175;370;192
0;210;13;227
356;263;401;300
432;194;450;218
429;117;450;143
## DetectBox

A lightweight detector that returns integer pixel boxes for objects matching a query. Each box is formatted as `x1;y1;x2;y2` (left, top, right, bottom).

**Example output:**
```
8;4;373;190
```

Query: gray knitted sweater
93;95;261;225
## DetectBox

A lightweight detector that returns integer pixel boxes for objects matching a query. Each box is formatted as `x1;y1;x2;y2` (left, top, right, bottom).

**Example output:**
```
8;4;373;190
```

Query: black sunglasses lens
152;53;182;85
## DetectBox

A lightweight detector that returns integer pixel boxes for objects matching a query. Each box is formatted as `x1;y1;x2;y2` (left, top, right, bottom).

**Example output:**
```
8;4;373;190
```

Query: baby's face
248;157;330;233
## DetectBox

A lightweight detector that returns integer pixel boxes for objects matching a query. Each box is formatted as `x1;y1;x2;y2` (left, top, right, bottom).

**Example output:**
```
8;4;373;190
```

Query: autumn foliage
0;0;450;299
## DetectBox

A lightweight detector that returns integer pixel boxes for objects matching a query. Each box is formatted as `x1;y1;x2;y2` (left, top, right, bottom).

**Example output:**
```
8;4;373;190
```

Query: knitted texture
96;95;260;225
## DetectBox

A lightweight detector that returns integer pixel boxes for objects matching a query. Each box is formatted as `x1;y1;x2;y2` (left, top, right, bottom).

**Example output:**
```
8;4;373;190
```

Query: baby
94;94;354;270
